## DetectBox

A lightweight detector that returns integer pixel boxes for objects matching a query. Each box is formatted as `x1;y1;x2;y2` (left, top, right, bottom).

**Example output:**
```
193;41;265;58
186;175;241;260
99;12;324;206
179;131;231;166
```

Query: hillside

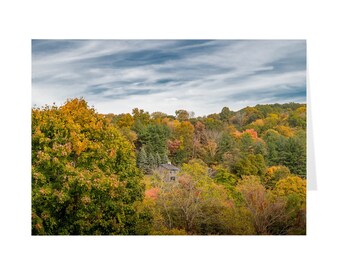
32;99;306;235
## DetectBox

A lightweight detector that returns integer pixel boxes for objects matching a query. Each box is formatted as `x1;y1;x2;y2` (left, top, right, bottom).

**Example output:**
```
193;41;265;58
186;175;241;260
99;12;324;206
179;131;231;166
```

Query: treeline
106;102;306;178
32;98;306;235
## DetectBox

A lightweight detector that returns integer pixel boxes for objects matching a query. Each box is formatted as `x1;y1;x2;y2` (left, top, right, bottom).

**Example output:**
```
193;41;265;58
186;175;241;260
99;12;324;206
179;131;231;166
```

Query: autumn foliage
32;99;148;235
32;99;306;235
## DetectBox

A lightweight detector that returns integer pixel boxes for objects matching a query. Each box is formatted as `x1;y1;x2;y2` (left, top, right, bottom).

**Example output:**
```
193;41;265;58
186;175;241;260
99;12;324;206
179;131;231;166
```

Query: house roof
160;163;180;171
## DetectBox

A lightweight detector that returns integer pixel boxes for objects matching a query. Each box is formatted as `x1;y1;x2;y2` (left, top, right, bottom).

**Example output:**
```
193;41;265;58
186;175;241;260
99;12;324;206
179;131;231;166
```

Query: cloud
32;40;306;116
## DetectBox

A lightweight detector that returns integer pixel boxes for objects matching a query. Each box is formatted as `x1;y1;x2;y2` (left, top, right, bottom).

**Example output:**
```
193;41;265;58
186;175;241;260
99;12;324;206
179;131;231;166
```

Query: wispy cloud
32;40;306;116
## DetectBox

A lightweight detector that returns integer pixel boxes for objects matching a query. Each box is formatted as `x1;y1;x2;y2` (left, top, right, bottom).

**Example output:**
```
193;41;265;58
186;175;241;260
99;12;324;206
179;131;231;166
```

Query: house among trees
158;162;180;181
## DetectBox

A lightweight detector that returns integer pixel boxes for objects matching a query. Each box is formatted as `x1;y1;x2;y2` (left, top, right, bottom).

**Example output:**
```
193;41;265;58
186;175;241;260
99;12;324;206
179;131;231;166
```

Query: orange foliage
244;129;258;139
234;129;258;139
233;130;242;137
145;187;160;200
167;139;181;154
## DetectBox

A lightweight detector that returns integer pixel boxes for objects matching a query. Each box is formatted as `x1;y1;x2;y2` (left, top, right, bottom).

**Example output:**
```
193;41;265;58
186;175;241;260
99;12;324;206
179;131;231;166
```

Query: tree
243;107;263;125
132;108;150;125
114;113;134;128
148;152;156;171
192;121;206;159
274;176;306;202
232;154;266;177
189;111;195;119
279;133;306;178
175;109;189;121
203;140;218;165
171;120;195;163
237;177;288;235
213;166;243;205
288;106;306;128
155;153;162;167
263;129;286;166
204;117;223;131
217;132;237;155
230;111;246;127
32;98;149;235
137;147;148;173
219;106;233;123
151;111;167;120
240;132;255;154
273;176;306;234
214;166;237;186
274;125;294;137
161;152;170;164
138;124;170;157
167;139;181;155
263;166;291;189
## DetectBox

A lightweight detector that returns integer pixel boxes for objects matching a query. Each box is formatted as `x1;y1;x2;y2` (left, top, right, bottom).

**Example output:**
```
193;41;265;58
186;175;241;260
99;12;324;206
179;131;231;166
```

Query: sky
32;40;306;116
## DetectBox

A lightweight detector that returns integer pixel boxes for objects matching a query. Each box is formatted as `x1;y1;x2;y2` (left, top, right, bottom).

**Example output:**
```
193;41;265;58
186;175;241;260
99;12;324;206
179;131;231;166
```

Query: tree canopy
32;98;149;235
32;99;306;235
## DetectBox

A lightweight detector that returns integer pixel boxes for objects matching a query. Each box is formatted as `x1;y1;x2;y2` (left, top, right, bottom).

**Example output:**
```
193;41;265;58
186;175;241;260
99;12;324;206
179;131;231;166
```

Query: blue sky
32;40;306;116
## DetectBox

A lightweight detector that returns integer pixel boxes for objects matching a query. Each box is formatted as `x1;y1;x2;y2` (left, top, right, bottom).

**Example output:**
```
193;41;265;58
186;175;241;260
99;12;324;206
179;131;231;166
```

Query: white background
0;0;339;269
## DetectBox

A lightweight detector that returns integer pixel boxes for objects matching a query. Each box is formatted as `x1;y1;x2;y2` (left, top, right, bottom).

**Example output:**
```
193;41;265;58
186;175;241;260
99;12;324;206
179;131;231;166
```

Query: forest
32;98;306;235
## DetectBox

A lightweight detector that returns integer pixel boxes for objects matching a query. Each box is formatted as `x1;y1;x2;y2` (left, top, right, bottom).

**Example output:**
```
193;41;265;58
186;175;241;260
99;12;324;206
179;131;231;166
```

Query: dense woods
32;98;306;235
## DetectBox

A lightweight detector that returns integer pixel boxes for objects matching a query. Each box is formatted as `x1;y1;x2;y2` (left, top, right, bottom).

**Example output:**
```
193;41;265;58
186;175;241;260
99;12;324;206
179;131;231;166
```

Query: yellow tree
32;98;149;235
171;120;195;163
273;176;306;234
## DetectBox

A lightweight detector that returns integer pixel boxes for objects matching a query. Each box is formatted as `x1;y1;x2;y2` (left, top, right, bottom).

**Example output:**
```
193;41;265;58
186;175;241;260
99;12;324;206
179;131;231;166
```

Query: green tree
155;153;162;167
203;117;223;131
232;154;266;177
240;133;255;154
288;106;306;129
138;124;170;157
32;98;149;235
219;106;233;123
263;129;286;166
137;147;149;173
161;152;169;164
213;166;243;205
148;152;156;171
214;166;238;186
279;133;306;178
